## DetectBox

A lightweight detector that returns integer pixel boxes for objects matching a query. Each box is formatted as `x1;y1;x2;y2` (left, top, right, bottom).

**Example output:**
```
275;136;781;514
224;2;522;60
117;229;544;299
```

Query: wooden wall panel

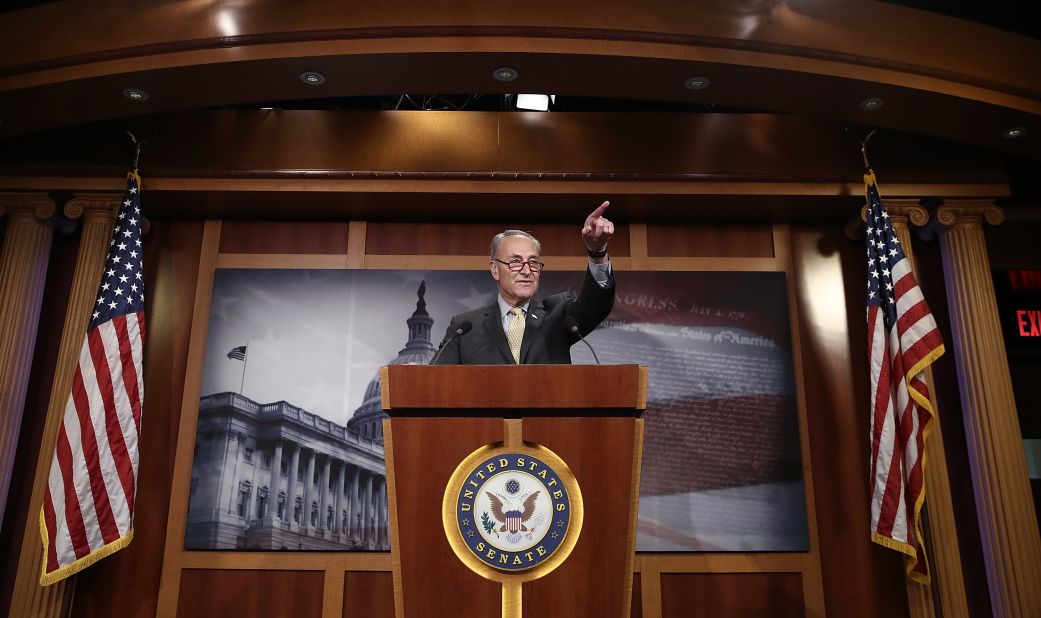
660;573;803;618
366;222;629;257
646;224;774;258
71;221;206;618
343;571;395;618
790;226;910;618
219;221;349;254
176;569;324;618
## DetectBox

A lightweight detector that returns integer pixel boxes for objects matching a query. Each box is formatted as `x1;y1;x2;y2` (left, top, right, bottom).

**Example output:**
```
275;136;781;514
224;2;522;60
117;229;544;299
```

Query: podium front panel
386;416;503;617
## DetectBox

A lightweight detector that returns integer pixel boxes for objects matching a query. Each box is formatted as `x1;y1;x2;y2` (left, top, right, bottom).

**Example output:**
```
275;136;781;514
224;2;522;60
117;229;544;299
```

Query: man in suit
432;201;616;364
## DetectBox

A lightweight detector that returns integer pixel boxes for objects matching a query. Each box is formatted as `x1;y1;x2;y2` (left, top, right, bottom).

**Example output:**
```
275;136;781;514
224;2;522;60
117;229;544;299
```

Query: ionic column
354;469;366;541
244;451;259;521
267;442;283;523
936;202;1041;618
301;449;316;531
245;484;257;522
348;465;360;537
286;443;300;527
364;472;374;544
8;194;120;618
319;455;331;532
0;193;56;534
376;477;387;547
332;460;344;534
873;201;970;618
225;432;242;514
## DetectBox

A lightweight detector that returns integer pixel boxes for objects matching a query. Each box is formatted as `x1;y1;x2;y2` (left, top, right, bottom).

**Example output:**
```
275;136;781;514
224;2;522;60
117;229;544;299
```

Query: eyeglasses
493;258;545;273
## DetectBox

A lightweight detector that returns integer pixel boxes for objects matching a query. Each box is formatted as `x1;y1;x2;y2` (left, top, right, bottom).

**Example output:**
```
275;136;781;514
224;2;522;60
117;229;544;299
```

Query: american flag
865;170;944;583
40;171;145;585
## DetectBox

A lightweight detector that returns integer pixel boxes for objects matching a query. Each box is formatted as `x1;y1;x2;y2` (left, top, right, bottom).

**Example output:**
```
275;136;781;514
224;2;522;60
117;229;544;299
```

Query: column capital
936;200;1004;229
860;199;930;227
0;192;56;222
63;193;122;221
849;199;928;239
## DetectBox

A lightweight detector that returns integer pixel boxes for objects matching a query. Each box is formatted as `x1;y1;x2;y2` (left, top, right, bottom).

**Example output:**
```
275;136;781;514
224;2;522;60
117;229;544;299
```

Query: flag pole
126;129;144;170
844;127;877;171
239;339;250;395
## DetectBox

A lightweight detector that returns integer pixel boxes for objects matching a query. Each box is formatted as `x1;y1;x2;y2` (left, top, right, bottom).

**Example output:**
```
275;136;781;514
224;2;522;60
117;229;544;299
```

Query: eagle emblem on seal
486;490;540;534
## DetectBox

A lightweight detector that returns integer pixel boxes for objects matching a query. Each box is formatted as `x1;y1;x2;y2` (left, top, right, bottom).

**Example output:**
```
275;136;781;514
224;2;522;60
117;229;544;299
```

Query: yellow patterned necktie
506;307;525;364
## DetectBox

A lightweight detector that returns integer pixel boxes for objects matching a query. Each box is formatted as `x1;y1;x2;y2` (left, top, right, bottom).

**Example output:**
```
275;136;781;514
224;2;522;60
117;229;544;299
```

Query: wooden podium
380;364;647;618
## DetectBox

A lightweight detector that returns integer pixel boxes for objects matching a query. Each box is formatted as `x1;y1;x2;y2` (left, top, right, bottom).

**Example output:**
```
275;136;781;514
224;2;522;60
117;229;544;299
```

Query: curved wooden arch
1;0;1039;157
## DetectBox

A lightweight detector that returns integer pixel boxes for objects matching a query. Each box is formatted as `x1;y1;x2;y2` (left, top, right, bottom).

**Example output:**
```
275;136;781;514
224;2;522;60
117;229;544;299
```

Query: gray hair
489;229;541;260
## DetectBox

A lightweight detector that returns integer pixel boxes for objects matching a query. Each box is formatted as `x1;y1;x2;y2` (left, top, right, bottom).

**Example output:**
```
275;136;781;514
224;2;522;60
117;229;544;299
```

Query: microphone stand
429;321;472;365
565;316;601;365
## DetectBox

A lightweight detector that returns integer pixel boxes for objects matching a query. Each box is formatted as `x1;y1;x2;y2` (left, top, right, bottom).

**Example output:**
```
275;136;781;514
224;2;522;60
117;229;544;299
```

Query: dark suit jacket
432;267;615;364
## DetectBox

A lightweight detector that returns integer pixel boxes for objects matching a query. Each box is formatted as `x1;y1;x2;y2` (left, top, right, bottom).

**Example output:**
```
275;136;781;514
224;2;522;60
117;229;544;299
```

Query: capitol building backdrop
184;281;437;550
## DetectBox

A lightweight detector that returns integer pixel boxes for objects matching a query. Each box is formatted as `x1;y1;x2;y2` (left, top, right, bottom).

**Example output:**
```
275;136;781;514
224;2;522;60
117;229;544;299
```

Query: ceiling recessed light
493;67;518;82
123;88;149;101
1001;126;1026;139
299;71;326;86
684;76;710;90
859;97;885;111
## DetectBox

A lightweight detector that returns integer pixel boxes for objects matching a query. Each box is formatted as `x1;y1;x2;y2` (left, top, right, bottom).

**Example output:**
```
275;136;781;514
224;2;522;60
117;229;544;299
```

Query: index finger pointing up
587;200;610;221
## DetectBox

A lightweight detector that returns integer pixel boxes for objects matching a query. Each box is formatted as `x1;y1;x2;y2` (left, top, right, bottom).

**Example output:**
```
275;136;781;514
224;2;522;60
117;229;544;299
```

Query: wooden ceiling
0;0;1038;220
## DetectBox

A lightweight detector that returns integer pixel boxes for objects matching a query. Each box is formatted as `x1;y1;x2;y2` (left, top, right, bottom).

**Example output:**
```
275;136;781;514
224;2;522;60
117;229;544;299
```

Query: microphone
564;316;601;365
429;320;473;365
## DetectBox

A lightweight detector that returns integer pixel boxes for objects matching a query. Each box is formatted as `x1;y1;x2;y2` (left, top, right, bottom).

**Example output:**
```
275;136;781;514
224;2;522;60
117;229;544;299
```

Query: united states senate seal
443;444;583;580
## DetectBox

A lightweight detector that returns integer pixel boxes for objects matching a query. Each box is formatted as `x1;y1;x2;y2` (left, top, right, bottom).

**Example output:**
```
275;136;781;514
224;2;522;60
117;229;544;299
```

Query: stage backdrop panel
185;268;806;552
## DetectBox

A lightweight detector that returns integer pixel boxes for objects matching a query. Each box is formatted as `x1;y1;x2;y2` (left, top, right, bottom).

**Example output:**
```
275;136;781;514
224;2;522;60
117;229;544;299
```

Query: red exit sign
1017;310;1041;337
